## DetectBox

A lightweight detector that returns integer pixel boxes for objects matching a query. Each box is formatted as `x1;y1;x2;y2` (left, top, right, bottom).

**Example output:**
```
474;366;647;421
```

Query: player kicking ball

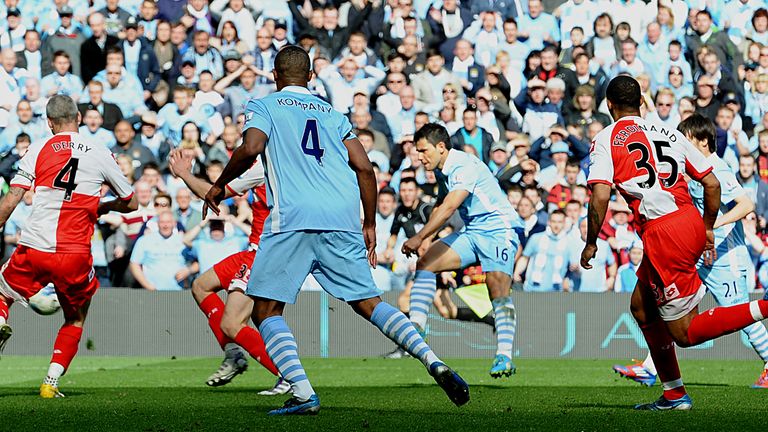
613;114;768;388
168;150;288;395
401;124;523;378
203;45;469;415
0;96;138;397
582;76;768;411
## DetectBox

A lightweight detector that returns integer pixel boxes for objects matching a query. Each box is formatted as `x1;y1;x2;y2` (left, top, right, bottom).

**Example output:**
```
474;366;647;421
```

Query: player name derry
51;141;92;153
275;98;332;113
611;123;678;147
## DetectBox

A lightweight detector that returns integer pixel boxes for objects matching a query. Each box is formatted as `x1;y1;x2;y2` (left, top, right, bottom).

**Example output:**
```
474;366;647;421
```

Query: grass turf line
0;357;766;431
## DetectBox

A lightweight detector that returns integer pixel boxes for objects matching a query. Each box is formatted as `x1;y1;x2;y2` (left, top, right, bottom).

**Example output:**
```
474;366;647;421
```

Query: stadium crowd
0;0;767;293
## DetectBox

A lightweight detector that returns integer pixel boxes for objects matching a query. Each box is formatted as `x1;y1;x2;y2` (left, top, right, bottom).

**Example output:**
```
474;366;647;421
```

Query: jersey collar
281;85;312;95
441;148;460;172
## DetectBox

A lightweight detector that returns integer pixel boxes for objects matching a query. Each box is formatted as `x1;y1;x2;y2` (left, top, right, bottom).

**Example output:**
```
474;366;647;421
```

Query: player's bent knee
349;297;381;320
220;318;245;339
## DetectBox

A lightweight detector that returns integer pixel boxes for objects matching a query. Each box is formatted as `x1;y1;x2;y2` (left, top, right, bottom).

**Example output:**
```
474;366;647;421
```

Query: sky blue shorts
440;227;521;275
246;230;382;304
699;265;750;307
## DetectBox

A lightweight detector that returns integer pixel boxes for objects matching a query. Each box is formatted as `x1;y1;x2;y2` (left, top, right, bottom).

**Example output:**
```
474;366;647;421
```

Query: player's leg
0;247;44;354
245;231;319;415
41;295;90;399
315;231;469;407
251;298;319;414
191;267;248;387
220;290;280;377
409;234;467;332
630;278;690;410
349;296;469;406
485;271;517;378
664;298;768;348
704;268;768;387
0;294;12;353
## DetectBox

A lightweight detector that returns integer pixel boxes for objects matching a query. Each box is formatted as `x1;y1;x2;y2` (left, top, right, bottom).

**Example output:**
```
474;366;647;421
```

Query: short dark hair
414;123;451;150
550;209;567;219
379;186;397;198
669;40;682;49
621;37;638;47
53;50;70;60
697;9;712;20
274;45;310;79
566;159;581;169
426;49;443;60
356;128;374;140
106;45;123;56
399;176;419;189
605;75;641;110
503;17;517;27
571;26;584;34
15;132;30;143
678;113;716;153
507;184;522;194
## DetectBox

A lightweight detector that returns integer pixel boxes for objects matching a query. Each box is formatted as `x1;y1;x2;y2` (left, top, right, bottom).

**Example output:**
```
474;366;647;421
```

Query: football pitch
0;357;765;431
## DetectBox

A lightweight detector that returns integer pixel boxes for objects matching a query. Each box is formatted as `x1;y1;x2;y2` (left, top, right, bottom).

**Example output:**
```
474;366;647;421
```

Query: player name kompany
51;141;92;153
611;123;677;146
276;98;332;113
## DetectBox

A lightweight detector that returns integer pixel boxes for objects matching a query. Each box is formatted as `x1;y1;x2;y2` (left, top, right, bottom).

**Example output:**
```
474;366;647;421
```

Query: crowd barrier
5;290;762;360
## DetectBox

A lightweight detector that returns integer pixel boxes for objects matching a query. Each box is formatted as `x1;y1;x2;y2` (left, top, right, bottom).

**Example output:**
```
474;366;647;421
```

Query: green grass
1;357;767;431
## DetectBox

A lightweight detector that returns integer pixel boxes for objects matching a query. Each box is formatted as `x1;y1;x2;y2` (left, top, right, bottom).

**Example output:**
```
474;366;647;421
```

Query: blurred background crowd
0;0;766;294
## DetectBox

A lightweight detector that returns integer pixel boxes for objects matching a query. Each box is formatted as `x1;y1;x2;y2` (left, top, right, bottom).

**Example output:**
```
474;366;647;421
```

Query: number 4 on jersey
301;119;324;165
54;158;79;201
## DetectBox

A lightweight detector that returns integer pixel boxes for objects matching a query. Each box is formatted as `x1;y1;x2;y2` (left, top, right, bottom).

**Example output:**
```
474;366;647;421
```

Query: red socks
640;320;686;400
686;300;768;346
235;327;278;376
0;297;9;323
51;325;83;371
198;294;233;349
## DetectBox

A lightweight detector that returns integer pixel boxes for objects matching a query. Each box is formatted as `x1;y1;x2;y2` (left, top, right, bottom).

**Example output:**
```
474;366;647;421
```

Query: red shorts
637;206;706;321
213;249;256;292
0;246;98;317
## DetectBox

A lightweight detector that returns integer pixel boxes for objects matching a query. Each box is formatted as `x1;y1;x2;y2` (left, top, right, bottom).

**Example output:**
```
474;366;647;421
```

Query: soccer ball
29;285;61;315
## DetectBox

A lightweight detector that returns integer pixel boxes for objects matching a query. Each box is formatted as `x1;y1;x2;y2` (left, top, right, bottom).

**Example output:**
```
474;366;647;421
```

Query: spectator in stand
585;13;619;75
555;0;598;46
0;132;29;184
137;111;169;163
614;240;643;293
514;78;563;141
1;49;28;91
450;107;494;165
41;6;85;78
411;50;462;116
666;64;694;101
0;100;48;153
158;85;212;147
530;46;578;100
208;123;240;164
123;16;162;105
40;51;83;102
569;217;616;292
182;30;224;80
79;108;116;148
288;0;372;59
426;0;473;60
101;64;148;120
637;22;668;87
686;9;741;76
174;187;202;231
611;38;652;79
738;154;768;225
694;75;722;121
78;80;123;131
111;120;157;178
517;0;559;51
697;51;742;101
646;88;681;128
572;52;608;104
16;30;43;81
515;210;572;292
387;84;420;143
138;0;160;41
447;39;484;97
183;215;249;274
154;20;182;86
372;187;397;291
1;7;25;53
211;21;250;56
530;124;589;169
566;85;612;136
351;109;391;156
130;211;196;291
99;0;132;36
81;13;120;85
660;40;692;90
499;17;530;75
318;56;386;113
3;188;32;258
462;11;504;68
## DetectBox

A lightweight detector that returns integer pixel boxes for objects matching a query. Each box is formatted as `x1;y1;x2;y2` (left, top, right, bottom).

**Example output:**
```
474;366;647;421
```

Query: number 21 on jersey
301;119;324;165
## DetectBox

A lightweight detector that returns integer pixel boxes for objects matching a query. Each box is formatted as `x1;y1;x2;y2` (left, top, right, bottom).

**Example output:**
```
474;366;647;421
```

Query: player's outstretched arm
715;193;755;229
344;137;378;267
205;128;267;217
700;171;722;266
169;149;236;201
402;190;469;258
581;183;611;269
98;194;139;216
0;186;25;229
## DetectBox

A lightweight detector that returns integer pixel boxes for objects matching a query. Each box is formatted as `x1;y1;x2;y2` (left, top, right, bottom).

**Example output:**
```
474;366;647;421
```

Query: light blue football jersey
435;149;523;232
243;86;361;234
688;153;751;270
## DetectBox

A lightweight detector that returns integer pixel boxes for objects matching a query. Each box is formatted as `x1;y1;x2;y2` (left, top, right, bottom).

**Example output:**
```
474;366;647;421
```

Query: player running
613;114;768;388
581;76;768;411
0;95;137;398
168;150;288;395
203;45;469;415
401;123;523;378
